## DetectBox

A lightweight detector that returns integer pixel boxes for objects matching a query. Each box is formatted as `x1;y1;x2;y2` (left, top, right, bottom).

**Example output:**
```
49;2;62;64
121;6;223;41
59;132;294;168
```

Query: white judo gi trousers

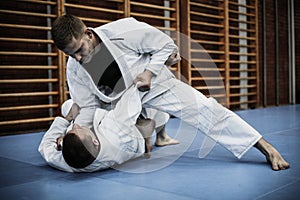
140;78;262;159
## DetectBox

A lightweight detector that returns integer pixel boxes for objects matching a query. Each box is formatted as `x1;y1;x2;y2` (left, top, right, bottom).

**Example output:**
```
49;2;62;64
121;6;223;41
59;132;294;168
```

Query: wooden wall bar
127;0;181;78
0;0;59;134
181;0;227;105
64;0;180;78
227;0;259;109
180;0;259;108
0;0;180;135
0;0;263;135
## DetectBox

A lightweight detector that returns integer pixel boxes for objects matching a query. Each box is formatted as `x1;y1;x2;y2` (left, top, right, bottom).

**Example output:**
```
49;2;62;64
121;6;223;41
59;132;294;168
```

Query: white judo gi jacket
39;86;146;172
67;17;176;128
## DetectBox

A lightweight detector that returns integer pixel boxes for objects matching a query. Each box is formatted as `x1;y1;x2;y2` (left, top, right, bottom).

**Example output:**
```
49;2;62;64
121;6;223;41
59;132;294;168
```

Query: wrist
145;69;155;77
62;116;72;123
64;112;74;122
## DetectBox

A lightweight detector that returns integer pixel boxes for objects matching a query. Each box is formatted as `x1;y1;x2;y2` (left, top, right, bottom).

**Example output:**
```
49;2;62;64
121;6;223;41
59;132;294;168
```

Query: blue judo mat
0;105;299;200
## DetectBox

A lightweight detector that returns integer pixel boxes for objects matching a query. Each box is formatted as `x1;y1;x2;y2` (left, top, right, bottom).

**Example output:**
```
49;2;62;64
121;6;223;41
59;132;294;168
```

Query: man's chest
83;44;125;95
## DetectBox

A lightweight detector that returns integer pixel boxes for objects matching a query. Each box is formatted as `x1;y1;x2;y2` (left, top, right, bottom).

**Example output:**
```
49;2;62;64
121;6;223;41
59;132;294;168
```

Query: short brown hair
62;133;96;169
51;14;86;50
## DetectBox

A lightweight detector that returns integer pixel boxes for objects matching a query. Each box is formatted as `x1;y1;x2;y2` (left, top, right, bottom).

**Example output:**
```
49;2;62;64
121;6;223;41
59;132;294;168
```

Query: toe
279;161;290;170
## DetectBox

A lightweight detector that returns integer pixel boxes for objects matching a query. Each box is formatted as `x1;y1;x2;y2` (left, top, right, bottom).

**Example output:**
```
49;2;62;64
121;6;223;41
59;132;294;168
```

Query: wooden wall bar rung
230;69;256;72
229;18;255;24
230;43;256;48
194;86;225;90
229;60;256;64
0;104;59;111
190;11;224;19
157;26;177;32
130;12;176;21
78;17;111;24
229;35;256;40
0;9;56;18
18;0;57;6
105;0;123;2
0;92;59;97
191;77;225;81
0;52;57;56
191;68;225;72
190;30;224;37
228;10;256;17
191;49;225;54
230;77;256;80
229;52;256;56
0;23;51;31
189;2;224;11
230;92;257;97
191;58;225;63
0;117;55;126
229;27;255;32
230;85;257;89
0;65;58;69
64;3;124;14
130;1;176;11
210;94;226;98
0;37;53;44
190;21;224;28
194;40;225;45
0;79;58;84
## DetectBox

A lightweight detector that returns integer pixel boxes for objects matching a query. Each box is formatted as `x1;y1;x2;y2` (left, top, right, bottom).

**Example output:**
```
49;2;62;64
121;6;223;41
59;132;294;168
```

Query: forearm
38;117;74;172
67;65;100;127
146;43;178;75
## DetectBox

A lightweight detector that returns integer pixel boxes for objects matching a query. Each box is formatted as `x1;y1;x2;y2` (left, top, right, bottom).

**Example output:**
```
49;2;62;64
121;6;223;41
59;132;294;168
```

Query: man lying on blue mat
39;84;158;172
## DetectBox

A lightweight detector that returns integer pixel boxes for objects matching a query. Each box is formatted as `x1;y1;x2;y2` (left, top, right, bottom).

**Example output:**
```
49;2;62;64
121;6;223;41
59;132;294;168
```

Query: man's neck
92;31;102;55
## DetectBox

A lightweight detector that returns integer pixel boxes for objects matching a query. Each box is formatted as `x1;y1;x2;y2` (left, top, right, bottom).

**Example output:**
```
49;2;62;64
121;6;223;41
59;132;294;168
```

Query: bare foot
254;138;290;171
155;125;179;147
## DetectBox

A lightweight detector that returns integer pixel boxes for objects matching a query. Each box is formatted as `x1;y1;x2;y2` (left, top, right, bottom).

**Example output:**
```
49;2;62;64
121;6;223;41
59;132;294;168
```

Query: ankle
255;138;272;157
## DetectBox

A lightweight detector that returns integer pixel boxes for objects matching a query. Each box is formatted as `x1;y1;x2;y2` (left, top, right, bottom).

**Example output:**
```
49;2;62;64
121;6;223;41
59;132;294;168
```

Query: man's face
63;31;97;64
67;124;100;156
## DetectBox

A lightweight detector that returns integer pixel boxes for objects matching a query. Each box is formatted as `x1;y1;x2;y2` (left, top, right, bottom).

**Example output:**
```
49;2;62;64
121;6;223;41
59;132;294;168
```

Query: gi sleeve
120;18;179;75
38;117;74;172
66;59;100;128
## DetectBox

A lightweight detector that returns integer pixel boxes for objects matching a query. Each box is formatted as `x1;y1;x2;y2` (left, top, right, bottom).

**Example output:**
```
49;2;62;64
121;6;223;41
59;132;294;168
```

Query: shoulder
66;57;78;72
100;17;140;29
95;17;152;36
66;58;84;78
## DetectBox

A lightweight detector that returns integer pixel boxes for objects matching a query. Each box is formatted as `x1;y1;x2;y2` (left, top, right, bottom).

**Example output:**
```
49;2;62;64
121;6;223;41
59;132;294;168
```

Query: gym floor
0;105;299;200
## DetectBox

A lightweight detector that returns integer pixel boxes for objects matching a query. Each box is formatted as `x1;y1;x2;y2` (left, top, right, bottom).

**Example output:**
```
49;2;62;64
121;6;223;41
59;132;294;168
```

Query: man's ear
85;29;93;39
92;138;99;146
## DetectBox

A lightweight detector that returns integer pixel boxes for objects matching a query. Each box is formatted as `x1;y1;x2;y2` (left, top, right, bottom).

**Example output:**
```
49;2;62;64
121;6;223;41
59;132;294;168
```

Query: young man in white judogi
50;15;289;171
39;85;155;172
